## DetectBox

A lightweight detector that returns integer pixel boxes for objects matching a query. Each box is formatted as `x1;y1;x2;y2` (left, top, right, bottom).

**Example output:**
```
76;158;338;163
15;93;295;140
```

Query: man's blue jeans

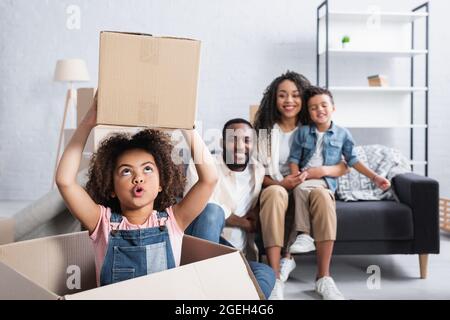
185;203;225;243
247;261;276;299
185;203;275;299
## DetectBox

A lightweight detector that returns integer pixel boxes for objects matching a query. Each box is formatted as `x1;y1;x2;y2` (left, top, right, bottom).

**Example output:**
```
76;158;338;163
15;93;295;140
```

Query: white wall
0;0;449;200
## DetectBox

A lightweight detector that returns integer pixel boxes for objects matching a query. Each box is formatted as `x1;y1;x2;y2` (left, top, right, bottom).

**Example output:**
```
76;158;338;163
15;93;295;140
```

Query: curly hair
253;70;311;132
85;129;186;213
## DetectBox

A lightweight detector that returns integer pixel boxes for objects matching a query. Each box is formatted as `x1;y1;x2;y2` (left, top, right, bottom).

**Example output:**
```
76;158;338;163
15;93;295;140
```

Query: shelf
345;124;427;128
330;86;428;93
319;11;428;23
410;161;428;166
319;49;428;57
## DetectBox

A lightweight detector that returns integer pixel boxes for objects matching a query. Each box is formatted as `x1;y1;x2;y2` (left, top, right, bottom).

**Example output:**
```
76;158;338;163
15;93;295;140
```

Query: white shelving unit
319;11;428;23
316;1;429;175
329;86;427;93
319;48;428;57
344;124;428;129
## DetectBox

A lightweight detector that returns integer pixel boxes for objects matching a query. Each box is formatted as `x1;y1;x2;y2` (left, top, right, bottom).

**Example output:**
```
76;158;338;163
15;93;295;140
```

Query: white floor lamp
52;59;90;189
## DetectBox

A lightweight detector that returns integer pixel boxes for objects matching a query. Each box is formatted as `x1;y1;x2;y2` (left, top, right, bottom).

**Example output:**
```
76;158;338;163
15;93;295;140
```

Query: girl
56;94;218;286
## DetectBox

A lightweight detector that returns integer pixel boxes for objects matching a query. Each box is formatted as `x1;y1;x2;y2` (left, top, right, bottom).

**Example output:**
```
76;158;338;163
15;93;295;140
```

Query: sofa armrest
393;173;440;253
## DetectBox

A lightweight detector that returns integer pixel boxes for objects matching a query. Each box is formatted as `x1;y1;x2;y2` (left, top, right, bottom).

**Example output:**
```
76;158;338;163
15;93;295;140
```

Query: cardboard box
64;125;146;154
0;217;14;245
97;31;201;129
88;125;146;152
249;105;259;124
77;87;96;127
0;231;263;300
368;74;388;87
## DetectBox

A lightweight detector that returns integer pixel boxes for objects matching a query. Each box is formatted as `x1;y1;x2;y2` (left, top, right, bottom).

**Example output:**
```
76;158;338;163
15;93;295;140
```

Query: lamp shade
54;59;90;82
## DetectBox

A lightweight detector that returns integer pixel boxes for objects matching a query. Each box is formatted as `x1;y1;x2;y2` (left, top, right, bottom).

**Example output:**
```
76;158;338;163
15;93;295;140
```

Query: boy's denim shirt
288;122;359;192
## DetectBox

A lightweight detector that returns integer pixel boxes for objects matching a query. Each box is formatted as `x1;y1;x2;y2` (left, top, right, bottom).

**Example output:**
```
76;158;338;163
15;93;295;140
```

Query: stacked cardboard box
72;31;201;155
249;105;259;124
77;87;96;127
0;217;14;245
97;31;201;129
64;125;146;155
66;31;202;175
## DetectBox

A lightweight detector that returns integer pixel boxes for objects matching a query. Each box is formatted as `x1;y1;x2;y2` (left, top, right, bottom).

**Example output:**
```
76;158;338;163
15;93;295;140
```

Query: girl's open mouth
133;186;144;197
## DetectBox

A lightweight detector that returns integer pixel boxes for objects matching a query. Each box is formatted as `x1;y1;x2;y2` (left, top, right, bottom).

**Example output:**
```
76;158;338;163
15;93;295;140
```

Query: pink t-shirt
89;205;184;286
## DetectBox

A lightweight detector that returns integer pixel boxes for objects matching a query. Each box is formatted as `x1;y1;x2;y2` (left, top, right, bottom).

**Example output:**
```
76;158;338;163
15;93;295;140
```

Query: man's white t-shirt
225;167;254;250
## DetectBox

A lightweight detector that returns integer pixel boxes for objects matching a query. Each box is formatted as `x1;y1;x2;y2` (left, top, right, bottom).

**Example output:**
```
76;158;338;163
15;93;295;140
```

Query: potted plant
341;35;350;49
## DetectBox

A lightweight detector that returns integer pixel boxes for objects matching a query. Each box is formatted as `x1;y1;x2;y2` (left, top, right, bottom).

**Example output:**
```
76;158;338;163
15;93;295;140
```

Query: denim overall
100;211;176;286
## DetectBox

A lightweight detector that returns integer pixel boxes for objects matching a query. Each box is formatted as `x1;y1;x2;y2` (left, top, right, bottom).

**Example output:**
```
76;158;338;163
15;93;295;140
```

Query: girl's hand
373;175;391;191
280;171;308;190
82;91;98;127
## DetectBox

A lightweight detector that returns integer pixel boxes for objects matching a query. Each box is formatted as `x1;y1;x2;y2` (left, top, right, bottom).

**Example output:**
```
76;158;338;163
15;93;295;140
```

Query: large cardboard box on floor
97;31;201;129
0;217;14;245
0;231;263;300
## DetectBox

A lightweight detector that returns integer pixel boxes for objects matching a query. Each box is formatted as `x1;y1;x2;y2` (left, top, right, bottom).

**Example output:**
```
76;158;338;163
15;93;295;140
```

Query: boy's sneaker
289;234;316;253
279;257;296;282
315;276;345;300
268;279;284;300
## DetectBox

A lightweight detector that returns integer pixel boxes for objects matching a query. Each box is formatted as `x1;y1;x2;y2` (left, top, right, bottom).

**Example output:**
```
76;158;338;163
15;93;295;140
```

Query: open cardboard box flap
0;231;263;300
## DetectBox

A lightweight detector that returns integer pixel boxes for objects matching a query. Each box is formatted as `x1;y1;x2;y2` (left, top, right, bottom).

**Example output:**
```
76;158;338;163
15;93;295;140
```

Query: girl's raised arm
173;129;218;230
55;94;100;233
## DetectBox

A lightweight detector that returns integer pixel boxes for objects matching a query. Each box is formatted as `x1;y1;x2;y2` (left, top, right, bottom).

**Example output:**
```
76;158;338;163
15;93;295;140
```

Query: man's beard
224;152;249;171
227;162;248;171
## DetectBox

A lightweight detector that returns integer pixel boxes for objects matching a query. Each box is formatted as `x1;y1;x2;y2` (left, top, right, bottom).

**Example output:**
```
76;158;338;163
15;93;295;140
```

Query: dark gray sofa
257;172;440;279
